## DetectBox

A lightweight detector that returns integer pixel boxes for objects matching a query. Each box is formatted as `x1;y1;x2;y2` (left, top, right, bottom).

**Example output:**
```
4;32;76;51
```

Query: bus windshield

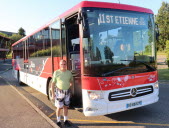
82;8;156;76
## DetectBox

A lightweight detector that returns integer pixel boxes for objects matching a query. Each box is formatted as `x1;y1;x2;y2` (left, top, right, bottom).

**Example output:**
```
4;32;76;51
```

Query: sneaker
57;121;62;128
64;120;71;127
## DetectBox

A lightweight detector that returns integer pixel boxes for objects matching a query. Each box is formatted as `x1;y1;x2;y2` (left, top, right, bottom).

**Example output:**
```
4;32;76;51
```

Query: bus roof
12;1;153;47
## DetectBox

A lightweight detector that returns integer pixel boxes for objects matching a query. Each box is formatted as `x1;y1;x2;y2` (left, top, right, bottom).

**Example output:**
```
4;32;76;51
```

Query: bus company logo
131;76;135;79
98;76;130;88
130;88;137;97
103;78;107;81
148;75;156;82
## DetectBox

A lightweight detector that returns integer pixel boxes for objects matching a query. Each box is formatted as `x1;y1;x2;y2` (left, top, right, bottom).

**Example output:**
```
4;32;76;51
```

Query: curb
159;80;169;82
0;75;59;128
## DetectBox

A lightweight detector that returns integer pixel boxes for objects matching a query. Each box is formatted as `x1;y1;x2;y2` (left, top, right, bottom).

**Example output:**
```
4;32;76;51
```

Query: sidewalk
0;76;57;128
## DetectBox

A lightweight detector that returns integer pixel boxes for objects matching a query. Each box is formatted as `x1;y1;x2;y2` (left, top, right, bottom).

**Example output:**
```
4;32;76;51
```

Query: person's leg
63;106;68;121
63;90;71;127
63;90;70;122
63;106;71;127
55;89;64;123
55;106;62;127
56;107;62;122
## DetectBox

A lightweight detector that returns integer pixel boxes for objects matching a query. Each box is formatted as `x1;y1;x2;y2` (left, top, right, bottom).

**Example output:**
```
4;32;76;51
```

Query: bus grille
108;85;153;101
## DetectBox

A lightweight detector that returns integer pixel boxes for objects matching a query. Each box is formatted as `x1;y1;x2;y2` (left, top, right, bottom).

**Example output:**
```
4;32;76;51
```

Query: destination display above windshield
97;12;148;26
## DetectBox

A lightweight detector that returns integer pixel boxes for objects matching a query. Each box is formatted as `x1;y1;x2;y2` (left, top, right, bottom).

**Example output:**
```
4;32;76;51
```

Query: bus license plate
126;101;142;108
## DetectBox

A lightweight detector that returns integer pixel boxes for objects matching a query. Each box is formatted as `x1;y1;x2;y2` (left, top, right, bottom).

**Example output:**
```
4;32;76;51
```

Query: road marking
67;119;169;127
48;111;56;118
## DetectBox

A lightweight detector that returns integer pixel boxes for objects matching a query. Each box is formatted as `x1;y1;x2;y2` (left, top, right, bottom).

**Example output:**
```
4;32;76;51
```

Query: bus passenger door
69;52;82;107
64;14;82;107
23;39;29;84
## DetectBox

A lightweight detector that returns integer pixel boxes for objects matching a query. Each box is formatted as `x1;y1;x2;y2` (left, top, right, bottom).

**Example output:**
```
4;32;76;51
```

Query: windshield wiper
83;73;106;77
102;66;134;77
120;59;155;71
102;59;155;77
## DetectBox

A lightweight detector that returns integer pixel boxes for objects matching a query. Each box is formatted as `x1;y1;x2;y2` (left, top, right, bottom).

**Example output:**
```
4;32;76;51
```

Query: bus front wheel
48;79;55;105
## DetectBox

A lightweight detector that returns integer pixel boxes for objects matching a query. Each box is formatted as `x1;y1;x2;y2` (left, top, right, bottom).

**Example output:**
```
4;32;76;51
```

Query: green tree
10;34;23;43
8;34;23;51
6;32;24;56
18;27;26;36
166;40;169;68
156;2;169;51
0;32;9;38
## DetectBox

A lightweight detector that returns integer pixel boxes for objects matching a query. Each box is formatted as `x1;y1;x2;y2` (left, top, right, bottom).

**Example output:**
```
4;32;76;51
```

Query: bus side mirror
77;12;82;24
78;11;88;32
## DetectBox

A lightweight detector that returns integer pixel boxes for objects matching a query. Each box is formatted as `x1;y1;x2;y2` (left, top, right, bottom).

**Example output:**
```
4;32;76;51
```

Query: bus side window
70;38;80;71
71;54;80;71
73;44;80;51
71;38;80;52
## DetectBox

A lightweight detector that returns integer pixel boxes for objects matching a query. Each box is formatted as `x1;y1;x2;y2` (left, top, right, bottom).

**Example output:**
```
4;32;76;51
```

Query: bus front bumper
83;89;159;116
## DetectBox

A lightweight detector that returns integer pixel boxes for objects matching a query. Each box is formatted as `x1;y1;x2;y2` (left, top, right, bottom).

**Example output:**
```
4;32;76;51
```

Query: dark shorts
55;89;70;108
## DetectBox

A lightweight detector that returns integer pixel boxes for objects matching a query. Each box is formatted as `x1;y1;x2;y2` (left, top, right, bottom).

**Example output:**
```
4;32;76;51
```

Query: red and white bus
12;1;159;116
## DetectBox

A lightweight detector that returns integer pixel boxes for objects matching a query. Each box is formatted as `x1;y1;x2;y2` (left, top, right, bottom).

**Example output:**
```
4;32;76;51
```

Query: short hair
59;59;66;64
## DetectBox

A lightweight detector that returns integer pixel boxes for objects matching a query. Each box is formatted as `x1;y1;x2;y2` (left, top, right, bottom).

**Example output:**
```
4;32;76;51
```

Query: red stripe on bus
78;1;153;14
39;57;62;78
82;71;157;90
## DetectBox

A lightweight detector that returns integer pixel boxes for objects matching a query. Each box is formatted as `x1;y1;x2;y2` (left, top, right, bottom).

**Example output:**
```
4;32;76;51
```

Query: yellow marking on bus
68;119;169;127
48;111;56;118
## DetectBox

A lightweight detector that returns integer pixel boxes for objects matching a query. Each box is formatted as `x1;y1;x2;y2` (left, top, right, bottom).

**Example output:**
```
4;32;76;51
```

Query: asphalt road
0;61;54;128
0;59;12;73
0;60;169;128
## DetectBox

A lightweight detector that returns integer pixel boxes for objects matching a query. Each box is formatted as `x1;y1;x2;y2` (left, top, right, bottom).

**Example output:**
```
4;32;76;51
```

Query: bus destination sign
98;13;147;26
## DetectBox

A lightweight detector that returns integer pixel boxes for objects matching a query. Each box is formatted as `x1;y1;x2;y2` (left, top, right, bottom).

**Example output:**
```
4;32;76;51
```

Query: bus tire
47;79;55;105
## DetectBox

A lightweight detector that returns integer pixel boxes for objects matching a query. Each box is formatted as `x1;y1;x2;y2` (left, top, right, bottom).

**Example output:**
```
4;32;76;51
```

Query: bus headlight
88;91;104;100
154;81;159;89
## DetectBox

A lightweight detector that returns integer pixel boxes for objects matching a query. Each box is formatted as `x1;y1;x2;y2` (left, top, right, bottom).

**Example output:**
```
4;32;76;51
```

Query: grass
158;68;169;80
157;51;168;80
6;52;12;59
157;51;166;56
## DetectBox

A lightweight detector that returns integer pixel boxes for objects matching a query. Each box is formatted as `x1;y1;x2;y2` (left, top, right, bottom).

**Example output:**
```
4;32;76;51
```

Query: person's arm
70;81;73;87
51;71;56;99
51;82;56;99
69;73;73;87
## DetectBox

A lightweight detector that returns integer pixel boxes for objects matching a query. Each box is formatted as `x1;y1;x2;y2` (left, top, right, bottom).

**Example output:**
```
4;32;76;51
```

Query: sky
0;0;168;35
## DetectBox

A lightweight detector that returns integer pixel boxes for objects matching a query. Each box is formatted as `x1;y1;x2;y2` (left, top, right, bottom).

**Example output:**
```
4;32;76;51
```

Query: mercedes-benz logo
130;88;137;97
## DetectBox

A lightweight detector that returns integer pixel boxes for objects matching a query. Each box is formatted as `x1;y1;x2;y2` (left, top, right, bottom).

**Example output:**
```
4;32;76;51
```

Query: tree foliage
0;32;8;38
166;40;169;68
10;34;23;43
18;27;26;36
0;28;25;54
6;34;23;52
156;2;169;51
